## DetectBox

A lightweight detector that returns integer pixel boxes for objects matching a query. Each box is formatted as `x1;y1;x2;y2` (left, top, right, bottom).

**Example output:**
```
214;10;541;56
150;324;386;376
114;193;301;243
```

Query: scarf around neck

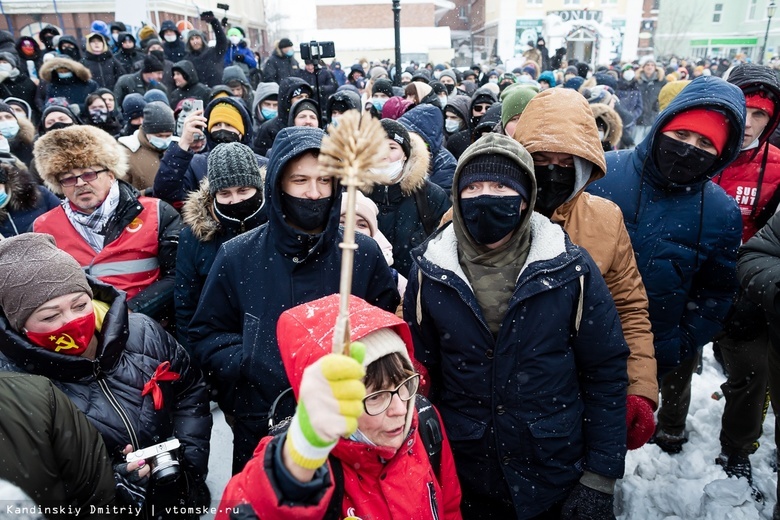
62;180;120;253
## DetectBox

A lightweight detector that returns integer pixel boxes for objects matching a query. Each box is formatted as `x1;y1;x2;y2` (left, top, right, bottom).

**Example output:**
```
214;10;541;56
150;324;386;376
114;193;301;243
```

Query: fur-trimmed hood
0;160;39;217
39;57;92;83
361;132;431;197
33;125;128;195
591;103;623;148
181;169;267;242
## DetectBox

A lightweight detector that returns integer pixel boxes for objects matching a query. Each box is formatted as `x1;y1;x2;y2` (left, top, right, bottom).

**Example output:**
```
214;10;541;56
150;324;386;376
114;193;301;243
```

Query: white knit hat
359;327;411;369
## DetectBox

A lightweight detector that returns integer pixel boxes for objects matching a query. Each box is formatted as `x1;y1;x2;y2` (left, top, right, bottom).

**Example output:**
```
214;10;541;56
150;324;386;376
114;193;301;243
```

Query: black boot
716;452;764;502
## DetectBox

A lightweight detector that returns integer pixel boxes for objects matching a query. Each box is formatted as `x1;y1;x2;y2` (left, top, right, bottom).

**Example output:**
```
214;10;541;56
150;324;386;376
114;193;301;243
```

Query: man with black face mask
405;132;629;519
153;96;267;208
189;126;400;474
587;75;745;456
515;87;659;455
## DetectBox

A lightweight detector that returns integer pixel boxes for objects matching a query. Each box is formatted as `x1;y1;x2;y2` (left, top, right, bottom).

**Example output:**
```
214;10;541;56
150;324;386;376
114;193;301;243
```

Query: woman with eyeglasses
217;294;463;520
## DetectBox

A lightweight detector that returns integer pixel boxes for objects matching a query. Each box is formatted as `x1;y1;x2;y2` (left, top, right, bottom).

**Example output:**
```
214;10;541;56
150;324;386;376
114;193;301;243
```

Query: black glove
235;54;244;62
222;17;229;27
200;10;216;22
113;462;149;509
561;483;615;520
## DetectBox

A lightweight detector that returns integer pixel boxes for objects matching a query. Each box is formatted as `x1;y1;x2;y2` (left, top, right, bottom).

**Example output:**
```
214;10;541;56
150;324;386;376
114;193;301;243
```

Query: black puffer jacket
0;278;212;480
169;59;212;108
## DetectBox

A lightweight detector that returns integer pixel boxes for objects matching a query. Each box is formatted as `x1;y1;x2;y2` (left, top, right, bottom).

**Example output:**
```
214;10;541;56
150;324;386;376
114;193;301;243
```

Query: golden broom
319;111;387;355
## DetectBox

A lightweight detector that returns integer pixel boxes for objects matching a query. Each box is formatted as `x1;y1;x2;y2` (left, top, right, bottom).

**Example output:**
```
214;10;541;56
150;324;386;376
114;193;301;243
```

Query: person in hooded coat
513;88;658;454
398;104;458;192
0;52;39;124
0;30;16;58
216;295;463;520
169;59;211;108
587;75;745;453
224;28;257;72
159;20;186;63
253;76;312;156
81;33;124;89
0;101;35;167
444;95;471;145
39;57;98;108
446;87;498;160
188;126;400;474
362;119;450;279
153;96;265;208
262;38;299;85
0;157;59;238
405;133;629;519
0;233;212;518
183;13;228;88
175;142;266;351
114;32;144;74
325;88;362;124
713;64;780;487
251;81;279;135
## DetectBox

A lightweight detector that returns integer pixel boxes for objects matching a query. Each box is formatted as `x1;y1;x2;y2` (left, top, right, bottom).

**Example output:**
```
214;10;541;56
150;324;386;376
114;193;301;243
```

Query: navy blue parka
587;75;745;377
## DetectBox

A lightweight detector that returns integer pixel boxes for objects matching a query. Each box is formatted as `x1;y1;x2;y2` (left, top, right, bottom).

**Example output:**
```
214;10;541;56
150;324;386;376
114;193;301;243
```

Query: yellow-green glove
285;343;366;470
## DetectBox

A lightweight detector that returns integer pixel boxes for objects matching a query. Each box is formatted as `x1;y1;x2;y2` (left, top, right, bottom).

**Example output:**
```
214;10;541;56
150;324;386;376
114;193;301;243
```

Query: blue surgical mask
285;49;294;57
261;107;277;120
0;120;19;139
57;71;74;80
149;135;172;150
371;98;387;112
445;119;462;133
0;189;7;208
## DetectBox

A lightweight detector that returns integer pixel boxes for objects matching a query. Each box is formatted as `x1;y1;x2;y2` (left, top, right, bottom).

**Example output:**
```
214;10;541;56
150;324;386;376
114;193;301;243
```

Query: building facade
655;0;778;62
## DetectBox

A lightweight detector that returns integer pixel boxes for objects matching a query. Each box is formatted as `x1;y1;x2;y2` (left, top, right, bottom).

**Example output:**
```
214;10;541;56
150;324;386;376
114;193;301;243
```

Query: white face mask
445;119;462;133
434;71;442;80
0;137;9;153
371;159;405;183
164;34;178;43
622;70;635;81
229;36;241;45
598;130;606;141
0;63;12;73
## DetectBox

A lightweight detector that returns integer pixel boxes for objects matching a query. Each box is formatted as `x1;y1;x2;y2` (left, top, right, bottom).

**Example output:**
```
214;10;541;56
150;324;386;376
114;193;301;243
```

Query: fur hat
33;125;128;195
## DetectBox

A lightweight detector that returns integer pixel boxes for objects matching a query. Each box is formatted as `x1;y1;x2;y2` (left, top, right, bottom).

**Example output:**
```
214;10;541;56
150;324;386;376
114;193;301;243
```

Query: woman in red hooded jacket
216;294;462;520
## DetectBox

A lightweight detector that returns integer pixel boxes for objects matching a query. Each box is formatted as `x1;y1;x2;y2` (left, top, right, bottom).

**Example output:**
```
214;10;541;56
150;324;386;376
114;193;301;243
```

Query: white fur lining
421;213;568;286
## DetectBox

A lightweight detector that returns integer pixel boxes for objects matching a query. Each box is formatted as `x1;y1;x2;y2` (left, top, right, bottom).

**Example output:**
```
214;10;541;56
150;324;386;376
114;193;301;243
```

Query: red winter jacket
216;295;462;520
714;143;780;241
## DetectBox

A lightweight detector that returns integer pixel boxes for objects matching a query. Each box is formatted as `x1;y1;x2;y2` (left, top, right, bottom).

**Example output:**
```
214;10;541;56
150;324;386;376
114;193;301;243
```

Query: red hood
276;294;415;399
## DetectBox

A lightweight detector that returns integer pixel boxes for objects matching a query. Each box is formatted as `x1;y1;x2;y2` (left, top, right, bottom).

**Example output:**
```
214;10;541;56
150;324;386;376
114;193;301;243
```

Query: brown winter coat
118;129;165;191
514;88;658;406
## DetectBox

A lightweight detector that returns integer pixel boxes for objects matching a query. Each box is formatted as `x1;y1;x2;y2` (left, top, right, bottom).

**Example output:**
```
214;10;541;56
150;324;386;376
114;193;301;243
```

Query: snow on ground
203;345;777;519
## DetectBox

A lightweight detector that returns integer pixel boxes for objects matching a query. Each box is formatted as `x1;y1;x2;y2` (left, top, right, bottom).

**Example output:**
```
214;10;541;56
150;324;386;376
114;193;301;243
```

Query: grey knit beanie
207;142;264;196
0;234;92;331
141;101;175;135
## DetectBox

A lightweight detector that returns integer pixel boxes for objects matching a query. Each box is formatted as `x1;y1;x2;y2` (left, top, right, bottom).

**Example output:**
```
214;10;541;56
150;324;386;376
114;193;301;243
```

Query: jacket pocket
439;405;486;442
240;313;263;381
527;400;584;467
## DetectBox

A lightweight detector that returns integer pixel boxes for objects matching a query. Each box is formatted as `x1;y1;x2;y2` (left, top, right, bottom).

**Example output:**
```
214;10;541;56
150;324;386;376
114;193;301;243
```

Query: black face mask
653;134;719;185
45;121;73;133
460;195;523;245
534;164;576;217
281;192;333;232
210;129;241;145
60;47;79;60
215;191;263;221
445;84;455;95
150;50;165;62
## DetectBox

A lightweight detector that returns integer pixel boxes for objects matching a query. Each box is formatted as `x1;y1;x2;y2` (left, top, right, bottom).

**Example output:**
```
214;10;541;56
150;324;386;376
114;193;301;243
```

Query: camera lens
150;452;181;485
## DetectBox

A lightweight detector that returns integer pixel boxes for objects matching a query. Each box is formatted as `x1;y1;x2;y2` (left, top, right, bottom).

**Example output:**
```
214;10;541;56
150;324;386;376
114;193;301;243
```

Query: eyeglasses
58;169;108;187
473;104;491;113
362;374;420;416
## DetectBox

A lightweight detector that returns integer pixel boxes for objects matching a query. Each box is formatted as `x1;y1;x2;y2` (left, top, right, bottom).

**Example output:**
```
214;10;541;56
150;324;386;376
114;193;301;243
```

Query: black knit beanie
379;119;411;159
207;142;264;196
458;154;531;201
142;55;164;73
372;79;394;98
142;102;175;134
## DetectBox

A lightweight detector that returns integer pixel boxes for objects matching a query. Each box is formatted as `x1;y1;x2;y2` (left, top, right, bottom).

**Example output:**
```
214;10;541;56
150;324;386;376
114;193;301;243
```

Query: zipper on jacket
428;482;440;520
93;362;140;451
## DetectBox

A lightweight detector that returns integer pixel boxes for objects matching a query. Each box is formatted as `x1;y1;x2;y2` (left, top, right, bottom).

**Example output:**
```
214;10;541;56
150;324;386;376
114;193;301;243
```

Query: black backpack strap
414;183;438;236
323;455;345;520
415;394;443;478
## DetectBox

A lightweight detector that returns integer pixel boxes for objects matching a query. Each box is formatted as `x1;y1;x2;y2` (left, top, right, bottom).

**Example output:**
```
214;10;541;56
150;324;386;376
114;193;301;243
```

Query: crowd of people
1;14;780;520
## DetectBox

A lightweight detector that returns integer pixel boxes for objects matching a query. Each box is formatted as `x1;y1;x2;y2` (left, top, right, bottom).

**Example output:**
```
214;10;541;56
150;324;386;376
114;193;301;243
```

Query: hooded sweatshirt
252;82;280;132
